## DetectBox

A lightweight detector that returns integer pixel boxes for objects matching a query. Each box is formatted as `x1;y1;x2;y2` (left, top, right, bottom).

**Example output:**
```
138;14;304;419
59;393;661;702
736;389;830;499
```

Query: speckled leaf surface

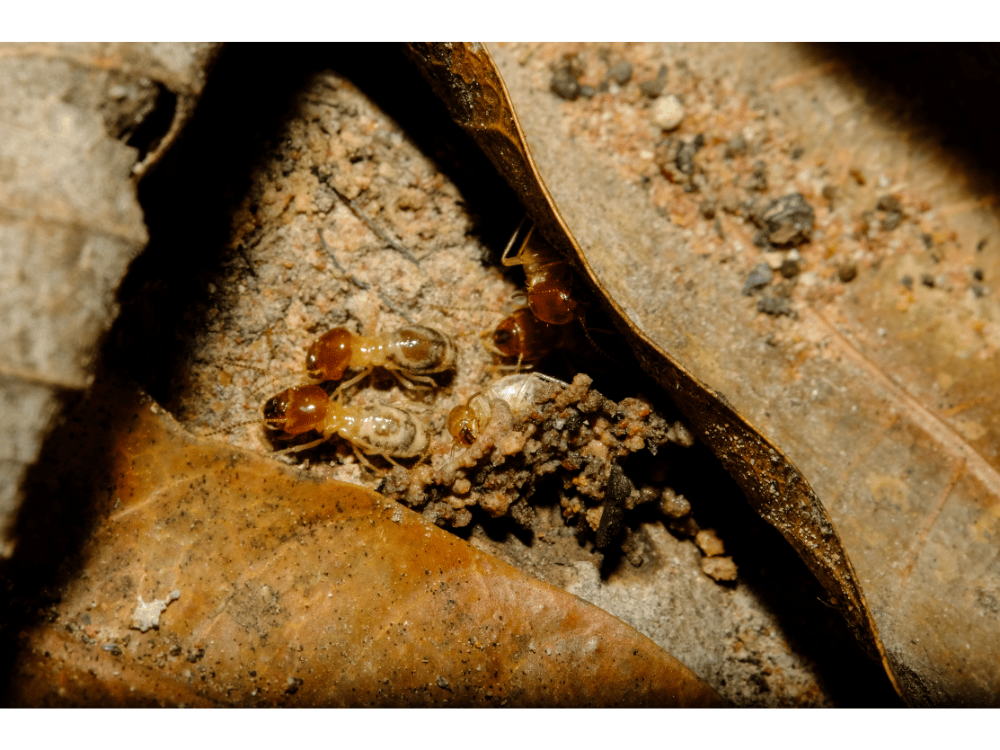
0;42;221;558
409;43;1000;705
5;373;723;707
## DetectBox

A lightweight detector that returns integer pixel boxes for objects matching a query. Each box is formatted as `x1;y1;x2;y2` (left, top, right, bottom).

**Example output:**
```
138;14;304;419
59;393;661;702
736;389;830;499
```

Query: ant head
306;327;353;380
491;314;524;358
489;307;559;364
447;404;479;446
262;385;329;436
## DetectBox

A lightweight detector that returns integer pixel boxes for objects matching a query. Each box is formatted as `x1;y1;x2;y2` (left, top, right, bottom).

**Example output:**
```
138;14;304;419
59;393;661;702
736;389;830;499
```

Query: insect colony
176;69;732;576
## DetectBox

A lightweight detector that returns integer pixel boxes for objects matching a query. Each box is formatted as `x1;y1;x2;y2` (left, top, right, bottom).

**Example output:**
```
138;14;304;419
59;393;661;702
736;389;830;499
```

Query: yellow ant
501;218;580;326
447;373;567;446
305;325;456;390
211;362;429;469
261;383;429;468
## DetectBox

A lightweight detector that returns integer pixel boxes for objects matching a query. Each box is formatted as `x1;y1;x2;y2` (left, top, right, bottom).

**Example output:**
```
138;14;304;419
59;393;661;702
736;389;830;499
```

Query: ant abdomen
385;325;456;377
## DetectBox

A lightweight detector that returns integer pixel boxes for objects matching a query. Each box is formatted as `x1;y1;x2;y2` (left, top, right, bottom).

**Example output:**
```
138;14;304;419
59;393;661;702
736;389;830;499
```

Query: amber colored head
306;328;353;380
492;308;556;361
447;404;479;445
262;385;330;436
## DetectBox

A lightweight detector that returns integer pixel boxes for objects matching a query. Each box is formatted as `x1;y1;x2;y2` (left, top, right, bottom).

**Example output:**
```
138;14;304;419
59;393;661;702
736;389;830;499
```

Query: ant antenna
216;359;295;391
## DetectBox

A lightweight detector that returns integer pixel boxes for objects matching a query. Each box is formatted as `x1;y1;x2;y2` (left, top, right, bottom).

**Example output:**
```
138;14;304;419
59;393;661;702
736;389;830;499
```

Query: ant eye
262;391;291;430
492;325;518;356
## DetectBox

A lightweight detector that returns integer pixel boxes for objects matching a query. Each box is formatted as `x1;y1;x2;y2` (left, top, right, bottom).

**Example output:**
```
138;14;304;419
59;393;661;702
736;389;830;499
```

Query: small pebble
651;94;685;131
607;60;633;85
660;487;691;519
724;134;747;158
876;195;902;212
742;263;773;296
901;274;914;290
779;258;800;278
550;67;580;101
881;211;902;231
755;193;815;246
757;296;792;316
695;529;725;557
702;556;738;582
838;261;858;283
639;64;668;98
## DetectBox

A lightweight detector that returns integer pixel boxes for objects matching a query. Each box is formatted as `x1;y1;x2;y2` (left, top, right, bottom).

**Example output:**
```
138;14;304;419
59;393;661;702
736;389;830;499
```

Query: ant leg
337;367;373;391
391;371;435;390
500;217;532;267
273;437;327;455
348;445;382;472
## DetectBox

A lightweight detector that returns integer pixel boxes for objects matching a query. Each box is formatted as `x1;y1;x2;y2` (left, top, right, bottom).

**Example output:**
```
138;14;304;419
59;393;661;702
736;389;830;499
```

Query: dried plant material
0;42;221;558
5;374;724;707
480;43;1000;705
407;43;900;698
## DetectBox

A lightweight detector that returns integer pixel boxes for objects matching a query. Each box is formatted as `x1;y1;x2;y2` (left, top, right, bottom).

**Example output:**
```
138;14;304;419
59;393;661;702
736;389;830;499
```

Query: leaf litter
3;46;907;705
484;42;1000;704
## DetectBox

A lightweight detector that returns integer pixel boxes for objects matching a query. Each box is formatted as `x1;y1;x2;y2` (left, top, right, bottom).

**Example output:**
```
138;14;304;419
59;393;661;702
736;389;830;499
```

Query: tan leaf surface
468;43;998;705
406;44;901;696
5;372;723;707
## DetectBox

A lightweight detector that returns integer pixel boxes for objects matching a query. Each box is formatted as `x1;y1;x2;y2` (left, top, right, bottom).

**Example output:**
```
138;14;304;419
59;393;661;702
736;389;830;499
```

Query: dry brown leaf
0;42;221;557
405;43;897;696
5;372;724;707
408;43;1000;705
